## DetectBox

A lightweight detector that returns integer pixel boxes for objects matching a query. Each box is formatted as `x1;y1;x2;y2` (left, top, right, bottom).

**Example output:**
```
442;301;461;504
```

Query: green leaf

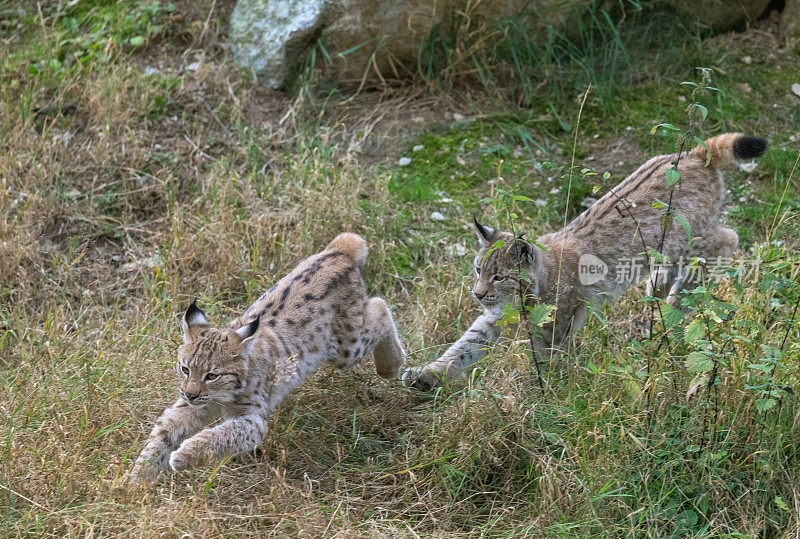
481;240;505;262
28;65;39;76
686;351;713;373
499;303;520;325
513;195;535;202
674;213;692;247
603;171;611;180
527;304;555;326
684;319;705;344
660;303;684;329
130;35;145;47
755;398;777;412
650;123;680;135
774;496;790;511
665;168;681;187
693;104;708;120
592;185;601;194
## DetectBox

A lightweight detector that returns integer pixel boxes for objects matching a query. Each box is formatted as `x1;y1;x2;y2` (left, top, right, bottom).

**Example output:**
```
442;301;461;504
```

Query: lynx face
176;301;258;407
472;219;539;309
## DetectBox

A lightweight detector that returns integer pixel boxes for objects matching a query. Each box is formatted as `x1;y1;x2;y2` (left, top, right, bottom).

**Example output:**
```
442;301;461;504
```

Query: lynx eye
474;266;481;275
205;372;220;381
493;275;507;282
181;366;190;376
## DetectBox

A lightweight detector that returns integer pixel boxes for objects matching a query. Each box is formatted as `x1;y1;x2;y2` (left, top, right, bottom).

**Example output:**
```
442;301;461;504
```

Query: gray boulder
661;0;771;32
229;0;590;89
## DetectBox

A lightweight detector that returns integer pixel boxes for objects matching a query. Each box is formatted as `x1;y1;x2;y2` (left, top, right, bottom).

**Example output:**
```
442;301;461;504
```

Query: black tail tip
733;136;768;160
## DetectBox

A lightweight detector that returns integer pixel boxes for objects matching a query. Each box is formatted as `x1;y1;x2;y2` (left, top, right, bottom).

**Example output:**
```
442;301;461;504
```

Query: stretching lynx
403;133;767;390
128;233;405;482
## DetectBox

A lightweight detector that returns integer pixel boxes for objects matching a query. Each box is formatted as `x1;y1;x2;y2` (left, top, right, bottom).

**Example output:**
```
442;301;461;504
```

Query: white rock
450;244;466;256
452;113;465;121
412;144;424;152
398;157;412;166
186;62;201;72
455;156;467;166
739;162;758;173
549;187;560;194
230;0;326;88
792;83;800;98
535;199;547;207
741;55;752;64
430;211;446;221
440;197;453;203
121;254;160;272
144;66;161;75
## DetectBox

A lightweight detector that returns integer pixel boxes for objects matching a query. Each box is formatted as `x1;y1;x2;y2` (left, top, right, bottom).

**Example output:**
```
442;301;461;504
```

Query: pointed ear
473;216;495;246
182;298;208;342
236;316;260;357
512;237;535;266
235;315;260;340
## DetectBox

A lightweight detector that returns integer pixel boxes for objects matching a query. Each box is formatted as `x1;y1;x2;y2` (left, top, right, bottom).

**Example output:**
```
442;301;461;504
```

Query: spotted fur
404;133;766;390
128;233;405;482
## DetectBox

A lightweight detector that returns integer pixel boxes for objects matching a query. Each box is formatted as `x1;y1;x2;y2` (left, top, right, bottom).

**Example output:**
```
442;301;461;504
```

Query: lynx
128;233;405;482
403;133;767;390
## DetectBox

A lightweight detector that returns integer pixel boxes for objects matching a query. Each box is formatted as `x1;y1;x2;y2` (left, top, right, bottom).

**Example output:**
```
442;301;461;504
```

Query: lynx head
175;300;259;407
472;218;542;309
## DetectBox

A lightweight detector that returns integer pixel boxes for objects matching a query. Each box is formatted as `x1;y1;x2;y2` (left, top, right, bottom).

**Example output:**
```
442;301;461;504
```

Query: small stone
741;56;752;64
121;254;160;272
455;156;467;166
535;199;547;207
792;83;800;98
186;62;200;72
440;197;453;203
549;187;561;194
678;96;687;102
398;157;412;166
592;133;599;139
790;135;797;142
412;116;425;124
581;197;598;207
737;82;752;93
450;244;466;256
144;66;161;75
739;162;758;173
452;113;465;121
625;126;633;131
739;196;747;202
430;211;446;221
412;144;424;152
533;181;540;186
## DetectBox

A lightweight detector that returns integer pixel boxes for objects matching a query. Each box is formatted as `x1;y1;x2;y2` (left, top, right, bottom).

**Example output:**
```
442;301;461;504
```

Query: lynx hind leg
345;297;405;379
646;265;678;300
667;227;739;306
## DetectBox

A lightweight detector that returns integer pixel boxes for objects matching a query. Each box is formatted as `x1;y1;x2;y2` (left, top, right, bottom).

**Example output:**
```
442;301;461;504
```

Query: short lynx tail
689;132;767;168
326;233;369;267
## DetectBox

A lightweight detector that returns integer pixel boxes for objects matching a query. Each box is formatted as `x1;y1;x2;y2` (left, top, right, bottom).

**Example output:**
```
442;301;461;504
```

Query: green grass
1;0;799;536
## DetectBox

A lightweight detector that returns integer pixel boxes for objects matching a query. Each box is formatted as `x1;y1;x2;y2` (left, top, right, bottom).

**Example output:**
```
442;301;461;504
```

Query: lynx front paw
168;449;193;472
401;367;445;391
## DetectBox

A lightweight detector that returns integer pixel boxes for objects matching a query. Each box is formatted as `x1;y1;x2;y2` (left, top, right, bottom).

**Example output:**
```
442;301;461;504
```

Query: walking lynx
128;233;405;482
404;133;767;390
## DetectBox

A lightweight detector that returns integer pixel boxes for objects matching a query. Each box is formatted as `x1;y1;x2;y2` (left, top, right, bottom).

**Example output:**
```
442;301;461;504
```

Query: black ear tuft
473;216;495;243
733;136;767;160
184;298;208;327
235;315;260;340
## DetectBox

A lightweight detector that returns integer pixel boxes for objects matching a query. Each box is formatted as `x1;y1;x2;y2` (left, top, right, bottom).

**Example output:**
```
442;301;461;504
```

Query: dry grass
2;1;800;537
